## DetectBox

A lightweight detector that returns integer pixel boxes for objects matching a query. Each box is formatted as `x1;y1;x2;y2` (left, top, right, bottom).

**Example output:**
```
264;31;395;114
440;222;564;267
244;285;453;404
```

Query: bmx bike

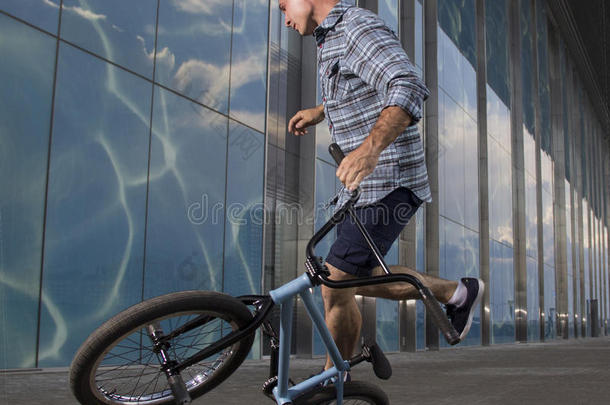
70;144;460;405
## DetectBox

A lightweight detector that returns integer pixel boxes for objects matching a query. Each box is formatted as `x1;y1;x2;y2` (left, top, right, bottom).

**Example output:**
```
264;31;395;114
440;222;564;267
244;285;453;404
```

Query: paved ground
2;336;609;404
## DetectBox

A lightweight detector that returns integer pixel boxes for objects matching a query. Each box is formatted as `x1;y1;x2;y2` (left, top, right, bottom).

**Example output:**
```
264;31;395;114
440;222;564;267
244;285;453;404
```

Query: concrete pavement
2;336;609;404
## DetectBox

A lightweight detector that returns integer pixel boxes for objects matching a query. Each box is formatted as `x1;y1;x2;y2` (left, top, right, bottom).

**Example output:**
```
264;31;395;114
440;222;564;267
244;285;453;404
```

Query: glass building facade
1;0;608;369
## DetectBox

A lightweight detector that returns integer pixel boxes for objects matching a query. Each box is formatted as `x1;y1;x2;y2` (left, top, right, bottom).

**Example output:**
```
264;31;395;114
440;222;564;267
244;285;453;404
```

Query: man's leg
322;262;462;370
355;264;458;302
321;263;361;371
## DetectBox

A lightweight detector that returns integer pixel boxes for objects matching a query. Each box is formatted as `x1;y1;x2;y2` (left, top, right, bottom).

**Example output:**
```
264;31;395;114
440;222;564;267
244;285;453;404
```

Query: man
279;0;484;371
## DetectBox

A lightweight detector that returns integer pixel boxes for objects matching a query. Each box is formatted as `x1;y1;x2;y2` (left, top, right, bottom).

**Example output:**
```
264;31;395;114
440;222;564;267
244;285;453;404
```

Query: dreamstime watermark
187;193;419;227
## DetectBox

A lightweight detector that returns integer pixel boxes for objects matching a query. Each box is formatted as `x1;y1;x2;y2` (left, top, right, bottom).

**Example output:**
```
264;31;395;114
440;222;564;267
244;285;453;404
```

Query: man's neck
312;0;340;26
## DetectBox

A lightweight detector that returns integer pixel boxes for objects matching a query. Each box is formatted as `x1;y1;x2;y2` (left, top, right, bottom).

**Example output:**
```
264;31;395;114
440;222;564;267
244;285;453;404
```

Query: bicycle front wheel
70;291;255;405
294;381;389;405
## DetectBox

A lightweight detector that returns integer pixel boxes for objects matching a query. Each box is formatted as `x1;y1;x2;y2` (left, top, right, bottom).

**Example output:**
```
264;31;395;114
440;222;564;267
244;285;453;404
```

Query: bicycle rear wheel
294;381;389;405
70;291;255;405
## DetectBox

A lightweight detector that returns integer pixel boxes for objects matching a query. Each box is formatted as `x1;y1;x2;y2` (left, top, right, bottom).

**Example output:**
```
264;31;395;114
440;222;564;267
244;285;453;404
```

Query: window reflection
156;0;233;112
490;240;515;343
377;0;398;35
376;299;398;352
565;181;574;338
440;218;481;346
526;257;540;341
0;14;56;369
1;0;60;34
60;0;157;78
313;160;339;355
223;121;265;297
40;43;151;367
229;0;269;132
544;264;556;339
145;86;228;299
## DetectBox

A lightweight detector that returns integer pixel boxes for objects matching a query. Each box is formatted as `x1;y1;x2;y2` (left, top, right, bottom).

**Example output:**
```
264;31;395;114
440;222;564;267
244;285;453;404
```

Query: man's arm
337;106;411;190
288;104;325;136
337;12;428;190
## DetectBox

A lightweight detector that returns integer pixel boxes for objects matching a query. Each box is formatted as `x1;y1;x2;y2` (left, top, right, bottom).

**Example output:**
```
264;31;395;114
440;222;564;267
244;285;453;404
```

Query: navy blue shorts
325;187;422;277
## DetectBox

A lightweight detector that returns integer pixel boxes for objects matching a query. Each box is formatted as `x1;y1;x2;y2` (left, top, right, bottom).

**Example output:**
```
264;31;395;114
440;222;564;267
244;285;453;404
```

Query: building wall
0;0;608;369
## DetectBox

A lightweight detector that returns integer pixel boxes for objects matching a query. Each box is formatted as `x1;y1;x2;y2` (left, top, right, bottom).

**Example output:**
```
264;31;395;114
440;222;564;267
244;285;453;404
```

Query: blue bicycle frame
166;144;460;404
269;273;349;404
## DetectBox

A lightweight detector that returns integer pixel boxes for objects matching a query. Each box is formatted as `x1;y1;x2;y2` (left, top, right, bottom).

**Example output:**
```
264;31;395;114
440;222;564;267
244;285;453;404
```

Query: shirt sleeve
343;11;430;123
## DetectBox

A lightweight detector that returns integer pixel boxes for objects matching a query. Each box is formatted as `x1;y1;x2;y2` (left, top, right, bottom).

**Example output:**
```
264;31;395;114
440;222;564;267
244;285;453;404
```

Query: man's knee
322;284;356;310
322;263;357;310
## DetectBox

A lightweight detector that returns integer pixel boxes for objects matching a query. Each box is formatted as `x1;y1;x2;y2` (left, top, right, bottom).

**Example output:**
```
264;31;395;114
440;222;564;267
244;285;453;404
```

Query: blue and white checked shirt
315;1;432;210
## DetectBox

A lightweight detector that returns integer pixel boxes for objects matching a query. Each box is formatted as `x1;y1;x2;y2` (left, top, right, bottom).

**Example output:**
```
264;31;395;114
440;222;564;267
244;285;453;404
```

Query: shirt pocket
320;58;351;101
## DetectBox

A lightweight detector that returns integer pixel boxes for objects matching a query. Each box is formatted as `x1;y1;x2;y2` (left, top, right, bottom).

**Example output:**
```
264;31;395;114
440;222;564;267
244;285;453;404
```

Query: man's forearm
316;103;325;119
364;106;412;155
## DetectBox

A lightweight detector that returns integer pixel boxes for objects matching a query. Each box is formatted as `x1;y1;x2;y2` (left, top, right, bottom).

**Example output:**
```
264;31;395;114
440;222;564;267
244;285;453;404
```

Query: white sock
447;280;467;307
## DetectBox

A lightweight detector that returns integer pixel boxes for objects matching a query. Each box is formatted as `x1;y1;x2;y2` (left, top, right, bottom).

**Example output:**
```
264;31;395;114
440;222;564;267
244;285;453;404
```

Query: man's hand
336;106;412;191
288;104;325;136
336;141;380;191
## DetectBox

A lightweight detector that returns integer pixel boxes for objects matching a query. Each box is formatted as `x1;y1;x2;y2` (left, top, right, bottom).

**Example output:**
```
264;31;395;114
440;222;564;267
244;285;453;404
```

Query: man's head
278;0;339;36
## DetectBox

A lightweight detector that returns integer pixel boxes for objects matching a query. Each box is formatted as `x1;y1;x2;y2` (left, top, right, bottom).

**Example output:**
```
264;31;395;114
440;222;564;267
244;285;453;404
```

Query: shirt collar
313;1;352;46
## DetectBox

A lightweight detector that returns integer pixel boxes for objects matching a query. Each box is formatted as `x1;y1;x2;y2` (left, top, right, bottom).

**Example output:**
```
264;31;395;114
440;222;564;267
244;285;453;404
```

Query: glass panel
463;227;481;345
39;43;151;367
144;86;228;299
438;0;477;117
536;0;552;156
490;239;515;343
416;300;426;350
414;0;423;70
542;187;554;267
526;256;539;341
487;133;510;246
156;0;233;112
0;15;56;368
439;90;465;225
583;199;590;336
463;115;478;231
1;0;60;34
376;299;398;352
313;159;340;355
543;264;556;339
223;121;264;297
316;120;334;163
440;219;480;346
485;0;510;107
229;0;269;132
521;0;536;136
438;0;476;68
60;0;157;78
565;181;573;337
525;172;538;259
378;0;398;34
523;125;536;179
416;208;425;272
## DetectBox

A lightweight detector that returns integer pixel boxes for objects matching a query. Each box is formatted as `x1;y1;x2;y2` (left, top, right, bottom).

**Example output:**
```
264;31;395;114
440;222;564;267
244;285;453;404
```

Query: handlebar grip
329;143;345;165
420;287;461;345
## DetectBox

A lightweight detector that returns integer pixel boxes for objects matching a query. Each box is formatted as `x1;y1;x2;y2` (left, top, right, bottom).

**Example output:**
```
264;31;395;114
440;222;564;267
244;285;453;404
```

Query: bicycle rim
89;310;241;404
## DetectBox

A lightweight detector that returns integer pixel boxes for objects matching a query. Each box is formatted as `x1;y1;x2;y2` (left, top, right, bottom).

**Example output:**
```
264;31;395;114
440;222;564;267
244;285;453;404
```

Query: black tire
294;381;389;405
70;291;255;405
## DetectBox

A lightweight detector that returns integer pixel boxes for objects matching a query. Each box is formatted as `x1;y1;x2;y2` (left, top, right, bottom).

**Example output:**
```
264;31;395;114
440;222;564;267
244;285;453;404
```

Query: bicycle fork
147;323;192;405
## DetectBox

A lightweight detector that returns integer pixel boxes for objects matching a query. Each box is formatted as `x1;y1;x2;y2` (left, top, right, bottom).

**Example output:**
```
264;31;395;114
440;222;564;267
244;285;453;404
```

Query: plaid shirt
315;1;432;210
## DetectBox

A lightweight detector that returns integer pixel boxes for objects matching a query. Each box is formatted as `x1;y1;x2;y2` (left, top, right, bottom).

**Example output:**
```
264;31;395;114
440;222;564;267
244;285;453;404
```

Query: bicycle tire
293;381;389;405
70;290;255;405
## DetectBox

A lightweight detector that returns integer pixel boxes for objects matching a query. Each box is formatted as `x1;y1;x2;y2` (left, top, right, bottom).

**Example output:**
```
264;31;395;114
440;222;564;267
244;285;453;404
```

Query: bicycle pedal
262;376;278;397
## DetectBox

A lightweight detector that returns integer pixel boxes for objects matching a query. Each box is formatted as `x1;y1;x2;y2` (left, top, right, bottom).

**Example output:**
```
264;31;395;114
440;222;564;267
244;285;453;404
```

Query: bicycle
70;144;461;405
